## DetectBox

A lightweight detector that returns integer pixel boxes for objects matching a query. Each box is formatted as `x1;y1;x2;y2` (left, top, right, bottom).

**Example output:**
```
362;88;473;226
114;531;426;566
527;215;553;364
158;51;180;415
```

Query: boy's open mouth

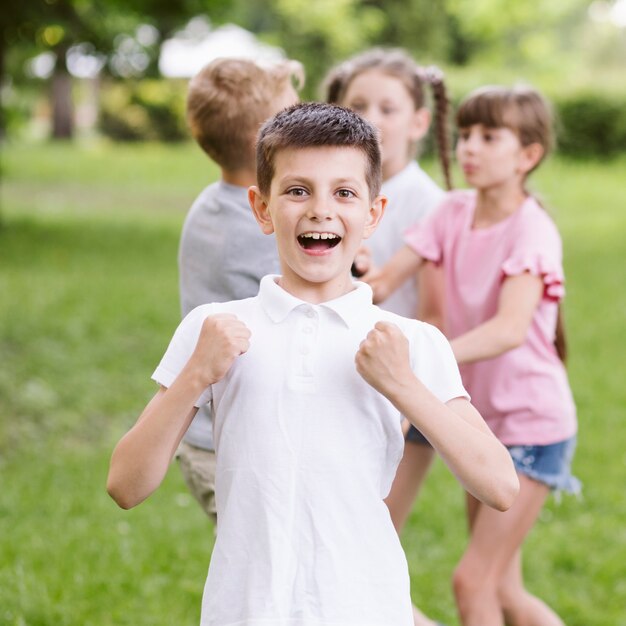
297;232;341;251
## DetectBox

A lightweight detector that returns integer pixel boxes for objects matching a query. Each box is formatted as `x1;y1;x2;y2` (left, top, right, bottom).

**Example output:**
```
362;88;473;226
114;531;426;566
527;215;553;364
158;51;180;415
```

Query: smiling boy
107;103;518;626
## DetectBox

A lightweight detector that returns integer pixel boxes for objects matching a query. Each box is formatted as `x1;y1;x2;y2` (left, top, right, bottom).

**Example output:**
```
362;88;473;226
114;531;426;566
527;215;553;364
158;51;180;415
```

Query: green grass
1;141;625;625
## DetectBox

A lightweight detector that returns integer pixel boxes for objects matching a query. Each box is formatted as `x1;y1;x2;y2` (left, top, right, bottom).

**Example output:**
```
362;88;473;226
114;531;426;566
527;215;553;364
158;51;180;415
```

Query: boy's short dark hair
187;58;304;171
256;102;382;200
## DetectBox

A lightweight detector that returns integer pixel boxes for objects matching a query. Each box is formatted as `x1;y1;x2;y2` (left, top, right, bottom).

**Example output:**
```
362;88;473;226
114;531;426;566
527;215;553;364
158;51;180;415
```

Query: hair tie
418;65;444;85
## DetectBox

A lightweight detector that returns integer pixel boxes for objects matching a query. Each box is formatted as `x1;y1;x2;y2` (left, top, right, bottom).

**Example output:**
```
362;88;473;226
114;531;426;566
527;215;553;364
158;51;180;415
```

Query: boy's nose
307;198;333;221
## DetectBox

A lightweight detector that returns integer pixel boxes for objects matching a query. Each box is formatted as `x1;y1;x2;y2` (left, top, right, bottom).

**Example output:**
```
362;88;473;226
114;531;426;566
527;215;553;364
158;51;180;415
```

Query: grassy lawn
1;140;624;625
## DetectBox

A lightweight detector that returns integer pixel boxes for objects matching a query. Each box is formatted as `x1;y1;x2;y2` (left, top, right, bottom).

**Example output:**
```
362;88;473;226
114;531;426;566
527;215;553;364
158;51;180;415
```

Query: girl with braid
365;85;579;626
323;48;453;626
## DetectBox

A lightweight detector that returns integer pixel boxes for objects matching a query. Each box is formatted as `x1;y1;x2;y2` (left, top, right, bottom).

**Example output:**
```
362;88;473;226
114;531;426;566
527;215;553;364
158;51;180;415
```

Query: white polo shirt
153;275;467;626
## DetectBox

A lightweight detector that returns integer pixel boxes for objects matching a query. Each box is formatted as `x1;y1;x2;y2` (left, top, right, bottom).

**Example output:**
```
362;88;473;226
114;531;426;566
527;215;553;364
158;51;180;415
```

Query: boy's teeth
301;232;337;239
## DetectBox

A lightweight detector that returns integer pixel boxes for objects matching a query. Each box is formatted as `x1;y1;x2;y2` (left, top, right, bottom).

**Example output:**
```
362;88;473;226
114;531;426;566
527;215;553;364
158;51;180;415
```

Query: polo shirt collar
259;275;373;328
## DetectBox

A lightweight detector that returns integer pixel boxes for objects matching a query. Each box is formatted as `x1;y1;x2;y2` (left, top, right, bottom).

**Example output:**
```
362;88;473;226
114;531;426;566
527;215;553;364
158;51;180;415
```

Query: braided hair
322;48;453;190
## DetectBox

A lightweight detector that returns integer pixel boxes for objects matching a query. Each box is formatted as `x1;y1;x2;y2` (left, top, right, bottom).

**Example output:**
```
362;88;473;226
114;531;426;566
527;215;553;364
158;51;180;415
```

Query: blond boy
177;58;302;520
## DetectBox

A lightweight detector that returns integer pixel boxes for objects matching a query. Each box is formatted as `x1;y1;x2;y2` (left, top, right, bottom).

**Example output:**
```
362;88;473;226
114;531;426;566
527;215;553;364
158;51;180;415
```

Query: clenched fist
355;322;414;398
188;314;251;386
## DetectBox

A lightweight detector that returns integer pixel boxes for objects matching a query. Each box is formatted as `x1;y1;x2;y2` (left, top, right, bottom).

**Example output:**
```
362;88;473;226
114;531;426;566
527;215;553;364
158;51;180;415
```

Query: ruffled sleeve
501;254;565;301
501;203;566;302
404;216;441;262
403;193;458;263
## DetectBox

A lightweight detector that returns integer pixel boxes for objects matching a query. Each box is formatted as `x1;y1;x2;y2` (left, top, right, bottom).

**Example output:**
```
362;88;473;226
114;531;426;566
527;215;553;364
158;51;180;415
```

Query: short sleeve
151;304;215;407
403;206;443;263
410;323;469;404
501;208;565;302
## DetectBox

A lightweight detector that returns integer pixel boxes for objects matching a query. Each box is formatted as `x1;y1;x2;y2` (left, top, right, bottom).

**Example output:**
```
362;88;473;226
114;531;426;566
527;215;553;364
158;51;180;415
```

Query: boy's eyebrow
277;174;366;188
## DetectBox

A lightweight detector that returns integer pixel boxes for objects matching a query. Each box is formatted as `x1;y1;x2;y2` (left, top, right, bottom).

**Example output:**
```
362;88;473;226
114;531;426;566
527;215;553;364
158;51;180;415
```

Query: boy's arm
107;314;250;509
361;245;423;305
355;322;519;512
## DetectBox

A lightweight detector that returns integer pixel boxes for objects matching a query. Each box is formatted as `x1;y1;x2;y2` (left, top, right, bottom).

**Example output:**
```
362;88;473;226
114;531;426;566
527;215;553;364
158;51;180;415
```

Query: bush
554;93;626;158
99;79;188;142
420;91;626;163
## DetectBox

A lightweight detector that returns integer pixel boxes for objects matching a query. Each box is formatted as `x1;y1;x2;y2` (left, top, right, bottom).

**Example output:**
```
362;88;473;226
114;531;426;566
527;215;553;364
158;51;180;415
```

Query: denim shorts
507;436;581;495
406;424;432;447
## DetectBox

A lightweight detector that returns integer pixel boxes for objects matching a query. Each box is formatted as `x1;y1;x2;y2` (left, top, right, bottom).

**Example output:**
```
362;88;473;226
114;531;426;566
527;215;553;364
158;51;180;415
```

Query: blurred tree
2;0;234;139
362;0;453;62
218;0;385;98
445;0;591;68
3;0;128;139
0;2;46;139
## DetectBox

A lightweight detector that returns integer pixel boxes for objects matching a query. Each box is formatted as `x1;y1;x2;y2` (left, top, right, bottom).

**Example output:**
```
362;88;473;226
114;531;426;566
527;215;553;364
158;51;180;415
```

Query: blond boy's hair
187;58;304;171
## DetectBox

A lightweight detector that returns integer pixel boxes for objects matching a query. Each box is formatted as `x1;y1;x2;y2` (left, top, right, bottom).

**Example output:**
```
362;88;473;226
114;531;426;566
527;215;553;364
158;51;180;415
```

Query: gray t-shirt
178;181;280;449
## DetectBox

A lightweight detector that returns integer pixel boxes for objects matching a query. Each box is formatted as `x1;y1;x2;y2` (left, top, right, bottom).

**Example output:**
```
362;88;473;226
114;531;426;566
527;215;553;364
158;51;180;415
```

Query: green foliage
99;79;188;142
555;92;626;158
266;0;386;99
362;0;456;62
1;142;625;624
444;0;589;66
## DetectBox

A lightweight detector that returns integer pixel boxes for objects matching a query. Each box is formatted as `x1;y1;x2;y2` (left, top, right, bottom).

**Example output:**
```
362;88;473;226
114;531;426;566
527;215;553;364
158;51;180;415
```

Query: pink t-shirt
405;190;577;446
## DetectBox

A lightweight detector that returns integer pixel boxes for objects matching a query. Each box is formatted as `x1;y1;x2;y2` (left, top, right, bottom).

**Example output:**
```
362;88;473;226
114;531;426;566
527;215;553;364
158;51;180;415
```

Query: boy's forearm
107;367;206;509
385;377;519;511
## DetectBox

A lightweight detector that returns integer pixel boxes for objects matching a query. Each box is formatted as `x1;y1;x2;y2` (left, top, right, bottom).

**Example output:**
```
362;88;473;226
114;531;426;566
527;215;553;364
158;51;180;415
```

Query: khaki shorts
176;441;217;524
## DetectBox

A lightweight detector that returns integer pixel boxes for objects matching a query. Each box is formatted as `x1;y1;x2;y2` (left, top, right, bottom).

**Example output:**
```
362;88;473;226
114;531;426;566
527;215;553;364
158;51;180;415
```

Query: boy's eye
458;129;470;141
381;106;397;115
287;187;308;197
337;189;355;199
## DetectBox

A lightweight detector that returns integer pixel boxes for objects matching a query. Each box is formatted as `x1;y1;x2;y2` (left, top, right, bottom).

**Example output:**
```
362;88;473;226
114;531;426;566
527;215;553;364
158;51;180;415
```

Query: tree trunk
0;35;6;143
0;35;5;227
51;45;74;139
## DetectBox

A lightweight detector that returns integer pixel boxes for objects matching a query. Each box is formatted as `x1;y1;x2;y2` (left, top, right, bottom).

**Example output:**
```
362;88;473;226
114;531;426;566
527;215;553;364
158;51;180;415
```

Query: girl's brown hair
456;85;554;175
323;48;453;190
457;85;567;362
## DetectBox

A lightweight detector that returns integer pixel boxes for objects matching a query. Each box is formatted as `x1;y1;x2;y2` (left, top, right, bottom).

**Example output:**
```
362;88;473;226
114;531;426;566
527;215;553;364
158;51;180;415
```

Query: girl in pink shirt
365;85;578;626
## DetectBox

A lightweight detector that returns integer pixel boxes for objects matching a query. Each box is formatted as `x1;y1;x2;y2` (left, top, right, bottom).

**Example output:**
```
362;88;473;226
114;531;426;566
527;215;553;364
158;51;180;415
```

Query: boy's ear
249;186;275;235
409;107;431;143
519;142;544;174
362;195;387;240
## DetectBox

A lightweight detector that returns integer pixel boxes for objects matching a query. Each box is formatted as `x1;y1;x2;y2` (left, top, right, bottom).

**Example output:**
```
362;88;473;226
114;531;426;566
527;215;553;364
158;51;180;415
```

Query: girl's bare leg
453;474;558;626
499;550;565;626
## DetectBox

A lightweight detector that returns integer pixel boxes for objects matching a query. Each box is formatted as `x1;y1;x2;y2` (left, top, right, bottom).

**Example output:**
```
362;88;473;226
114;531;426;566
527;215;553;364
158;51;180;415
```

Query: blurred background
3;0;626;150
1;1;625;625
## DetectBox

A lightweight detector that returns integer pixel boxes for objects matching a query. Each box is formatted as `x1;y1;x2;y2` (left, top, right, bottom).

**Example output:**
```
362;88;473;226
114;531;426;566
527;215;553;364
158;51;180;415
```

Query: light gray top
178;181;280;449
369;161;444;317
